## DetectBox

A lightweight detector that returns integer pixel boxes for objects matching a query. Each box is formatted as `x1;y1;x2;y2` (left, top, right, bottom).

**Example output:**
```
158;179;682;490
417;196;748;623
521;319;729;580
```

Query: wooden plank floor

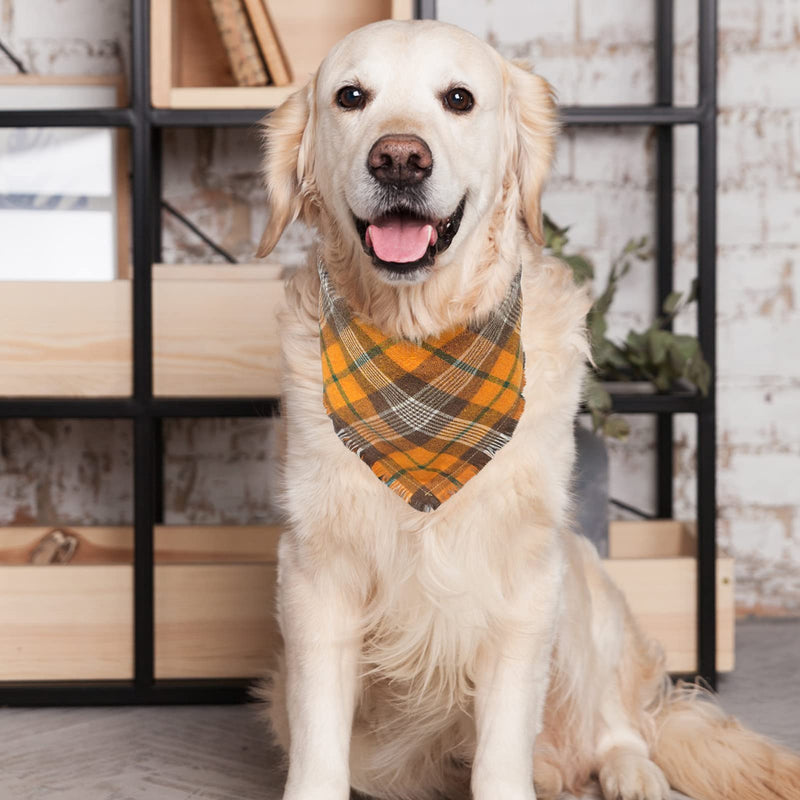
0;620;797;799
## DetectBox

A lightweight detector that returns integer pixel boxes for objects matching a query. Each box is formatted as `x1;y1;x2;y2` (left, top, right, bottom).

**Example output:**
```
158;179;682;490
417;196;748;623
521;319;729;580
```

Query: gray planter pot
573;424;610;557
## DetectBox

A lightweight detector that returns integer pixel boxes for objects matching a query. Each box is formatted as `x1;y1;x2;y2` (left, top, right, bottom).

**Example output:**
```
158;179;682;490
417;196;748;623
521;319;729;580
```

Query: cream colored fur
256;20;800;800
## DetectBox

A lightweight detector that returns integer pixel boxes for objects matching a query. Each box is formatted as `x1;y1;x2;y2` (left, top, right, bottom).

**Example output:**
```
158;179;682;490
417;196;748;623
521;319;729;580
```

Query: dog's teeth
365;226;373;249
427;225;438;246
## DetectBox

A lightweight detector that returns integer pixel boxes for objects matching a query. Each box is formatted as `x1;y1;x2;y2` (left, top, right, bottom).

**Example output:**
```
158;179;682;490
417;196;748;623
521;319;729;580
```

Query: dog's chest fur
278;253;589;709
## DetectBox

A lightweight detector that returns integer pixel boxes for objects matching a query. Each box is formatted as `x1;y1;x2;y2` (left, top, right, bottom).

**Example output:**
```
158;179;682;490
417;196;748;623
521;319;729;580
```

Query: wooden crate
0;282;132;397
152;263;285;396
0;265;285;398
606;520;735;673
0;526;280;681
0;521;732;680
151;0;414;109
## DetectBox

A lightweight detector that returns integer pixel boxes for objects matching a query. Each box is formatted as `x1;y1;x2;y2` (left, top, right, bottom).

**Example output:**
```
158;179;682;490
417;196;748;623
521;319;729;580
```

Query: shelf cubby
150;0;413;109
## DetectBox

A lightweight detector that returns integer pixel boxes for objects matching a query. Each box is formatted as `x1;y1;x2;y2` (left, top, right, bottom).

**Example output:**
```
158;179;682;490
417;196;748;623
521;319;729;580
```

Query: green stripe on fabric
379;320;523;493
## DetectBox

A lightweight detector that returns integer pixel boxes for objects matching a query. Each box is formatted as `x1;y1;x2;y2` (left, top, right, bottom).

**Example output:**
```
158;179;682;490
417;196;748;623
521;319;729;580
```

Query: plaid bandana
319;263;525;512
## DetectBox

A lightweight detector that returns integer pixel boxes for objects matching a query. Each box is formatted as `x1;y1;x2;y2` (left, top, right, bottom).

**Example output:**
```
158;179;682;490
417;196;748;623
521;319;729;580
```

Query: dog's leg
279;543;362;800
594;681;670;800
471;623;554;800
470;563;560;800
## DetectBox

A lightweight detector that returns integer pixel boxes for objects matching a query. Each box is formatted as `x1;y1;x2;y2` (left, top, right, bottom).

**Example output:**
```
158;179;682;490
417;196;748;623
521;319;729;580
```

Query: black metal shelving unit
0;0;717;705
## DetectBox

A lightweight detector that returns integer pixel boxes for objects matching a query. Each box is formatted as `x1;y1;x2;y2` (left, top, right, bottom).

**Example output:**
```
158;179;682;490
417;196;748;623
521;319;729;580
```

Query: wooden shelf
166;85;295;109
0;74;128;109
151;0;414;110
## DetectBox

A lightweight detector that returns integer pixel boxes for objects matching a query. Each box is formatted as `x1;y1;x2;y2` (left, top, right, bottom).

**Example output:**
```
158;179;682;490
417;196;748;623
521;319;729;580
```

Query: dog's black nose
367;134;433;186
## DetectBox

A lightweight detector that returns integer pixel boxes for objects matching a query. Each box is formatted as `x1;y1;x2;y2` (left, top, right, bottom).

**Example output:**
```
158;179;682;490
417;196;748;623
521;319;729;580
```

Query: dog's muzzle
351;133;467;279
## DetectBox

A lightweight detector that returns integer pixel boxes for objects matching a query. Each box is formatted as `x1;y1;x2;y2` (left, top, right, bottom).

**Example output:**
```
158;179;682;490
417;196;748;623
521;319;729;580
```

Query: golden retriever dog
256;19;800;800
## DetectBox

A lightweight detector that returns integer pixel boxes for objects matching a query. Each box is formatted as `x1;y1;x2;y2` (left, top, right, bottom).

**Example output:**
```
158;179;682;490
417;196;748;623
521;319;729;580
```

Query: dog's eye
337;85;368;110
443;87;474;113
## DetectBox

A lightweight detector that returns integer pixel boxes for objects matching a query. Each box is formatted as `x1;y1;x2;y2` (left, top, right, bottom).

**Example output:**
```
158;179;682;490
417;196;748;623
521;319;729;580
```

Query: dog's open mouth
354;196;466;276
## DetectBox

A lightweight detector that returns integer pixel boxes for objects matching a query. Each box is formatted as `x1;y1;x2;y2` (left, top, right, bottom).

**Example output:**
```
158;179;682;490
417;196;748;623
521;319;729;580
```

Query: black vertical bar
153;418;165;524
416;0;436;20
131;0;156;690
151;127;163;264
655;0;674;520
697;0;718;688
152;93;165;528
133;415;156;688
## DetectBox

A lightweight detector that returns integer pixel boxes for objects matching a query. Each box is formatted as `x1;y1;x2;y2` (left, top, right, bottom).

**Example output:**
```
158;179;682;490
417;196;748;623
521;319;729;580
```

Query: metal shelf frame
0;0;717;705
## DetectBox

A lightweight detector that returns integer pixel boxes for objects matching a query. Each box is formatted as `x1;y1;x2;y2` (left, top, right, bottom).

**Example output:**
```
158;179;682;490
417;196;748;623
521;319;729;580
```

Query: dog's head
259;20;556;310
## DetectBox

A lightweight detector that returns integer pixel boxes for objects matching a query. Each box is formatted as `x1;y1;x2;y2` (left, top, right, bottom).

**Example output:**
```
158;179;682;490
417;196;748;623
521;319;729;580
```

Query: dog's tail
651;682;800;800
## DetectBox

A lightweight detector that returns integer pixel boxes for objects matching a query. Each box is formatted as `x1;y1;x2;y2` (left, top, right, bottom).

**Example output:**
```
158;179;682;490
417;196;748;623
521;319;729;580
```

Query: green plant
543;214;710;439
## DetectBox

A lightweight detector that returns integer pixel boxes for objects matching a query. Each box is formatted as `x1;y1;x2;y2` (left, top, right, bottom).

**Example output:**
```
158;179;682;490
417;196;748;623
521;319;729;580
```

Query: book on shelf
243;0;292;86
208;0;268;87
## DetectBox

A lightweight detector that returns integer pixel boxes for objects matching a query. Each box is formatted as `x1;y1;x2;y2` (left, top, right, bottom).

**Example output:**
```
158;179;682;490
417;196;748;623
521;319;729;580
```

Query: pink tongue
366;218;437;263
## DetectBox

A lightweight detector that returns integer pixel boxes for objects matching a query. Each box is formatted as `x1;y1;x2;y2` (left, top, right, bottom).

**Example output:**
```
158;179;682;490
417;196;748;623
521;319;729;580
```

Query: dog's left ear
504;60;558;245
257;78;317;257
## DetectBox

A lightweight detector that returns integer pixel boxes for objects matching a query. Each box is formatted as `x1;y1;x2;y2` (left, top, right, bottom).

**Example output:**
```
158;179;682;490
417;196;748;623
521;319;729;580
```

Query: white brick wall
1;0;798;614
0;0;129;76
716;0;800;613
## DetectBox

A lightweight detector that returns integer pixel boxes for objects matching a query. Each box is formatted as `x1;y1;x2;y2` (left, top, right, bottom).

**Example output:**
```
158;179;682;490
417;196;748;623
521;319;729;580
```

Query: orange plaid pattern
319;264;526;512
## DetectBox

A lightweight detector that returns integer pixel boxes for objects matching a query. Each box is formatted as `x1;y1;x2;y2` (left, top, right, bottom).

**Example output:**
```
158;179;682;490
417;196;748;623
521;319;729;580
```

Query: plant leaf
688;356;711;396
564;254;594;284
647;329;671;365
662;291;683;315
541;217;709;400
585;380;612;413
603;414;630;440
670;334;699;360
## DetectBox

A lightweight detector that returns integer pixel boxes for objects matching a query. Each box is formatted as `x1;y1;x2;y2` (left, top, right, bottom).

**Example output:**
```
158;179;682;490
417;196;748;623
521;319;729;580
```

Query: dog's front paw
598;749;670;800
282;776;351;800
282;790;349;800
532;755;563;800
472;778;537;800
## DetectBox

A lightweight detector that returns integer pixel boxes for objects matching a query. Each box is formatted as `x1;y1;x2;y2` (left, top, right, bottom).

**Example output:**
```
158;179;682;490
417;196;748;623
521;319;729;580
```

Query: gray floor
0;619;797;800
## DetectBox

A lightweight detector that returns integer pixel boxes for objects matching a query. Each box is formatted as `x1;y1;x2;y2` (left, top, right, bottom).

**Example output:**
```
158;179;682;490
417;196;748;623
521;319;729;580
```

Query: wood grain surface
0;526;281;680
153;272;284;396
0;282;132;397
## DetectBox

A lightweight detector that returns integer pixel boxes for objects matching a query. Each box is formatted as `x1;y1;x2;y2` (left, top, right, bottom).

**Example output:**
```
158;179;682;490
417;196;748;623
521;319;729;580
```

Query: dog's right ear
257;78;316;257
